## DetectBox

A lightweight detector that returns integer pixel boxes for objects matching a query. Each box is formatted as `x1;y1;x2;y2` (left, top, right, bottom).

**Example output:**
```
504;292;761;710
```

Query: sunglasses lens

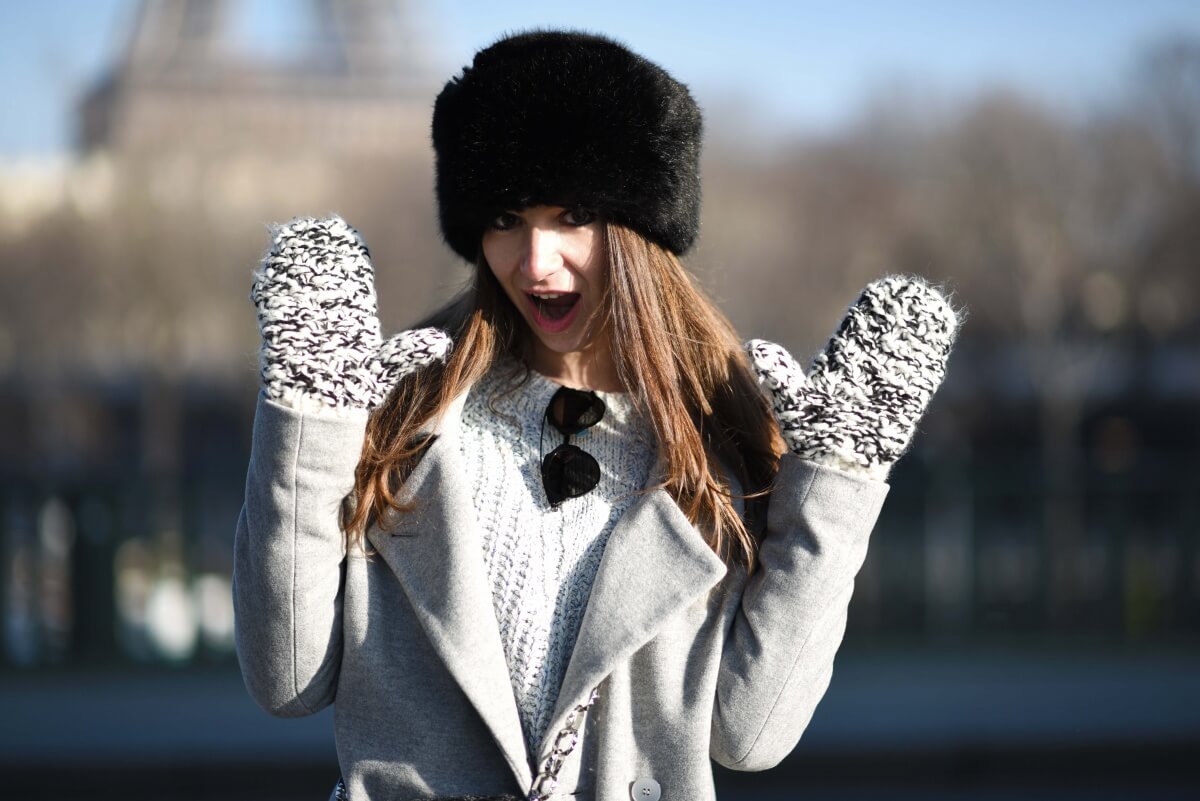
550;388;606;436
541;444;601;506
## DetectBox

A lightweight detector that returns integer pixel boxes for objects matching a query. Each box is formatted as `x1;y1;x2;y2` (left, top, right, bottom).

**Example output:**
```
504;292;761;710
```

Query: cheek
586;260;608;291
580;252;608;294
480;234;514;282
481;246;500;281
481;246;525;310
567;230;605;287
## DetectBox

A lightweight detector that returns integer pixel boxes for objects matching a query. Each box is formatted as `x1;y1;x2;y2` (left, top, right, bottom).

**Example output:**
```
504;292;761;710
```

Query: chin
532;333;589;356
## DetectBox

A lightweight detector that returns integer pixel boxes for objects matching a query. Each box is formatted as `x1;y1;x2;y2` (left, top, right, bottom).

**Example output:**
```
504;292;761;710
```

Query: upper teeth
533;293;565;300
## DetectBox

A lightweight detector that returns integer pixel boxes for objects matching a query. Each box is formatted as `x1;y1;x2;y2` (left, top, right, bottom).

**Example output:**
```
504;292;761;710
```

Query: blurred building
80;0;434;161
1;0;450;670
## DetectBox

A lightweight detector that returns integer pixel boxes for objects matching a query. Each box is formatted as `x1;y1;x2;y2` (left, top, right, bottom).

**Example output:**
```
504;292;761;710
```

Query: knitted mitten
746;275;960;479
250;215;452;413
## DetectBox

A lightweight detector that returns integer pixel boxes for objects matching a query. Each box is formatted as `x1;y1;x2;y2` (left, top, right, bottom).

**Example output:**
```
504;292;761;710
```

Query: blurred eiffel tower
79;0;434;159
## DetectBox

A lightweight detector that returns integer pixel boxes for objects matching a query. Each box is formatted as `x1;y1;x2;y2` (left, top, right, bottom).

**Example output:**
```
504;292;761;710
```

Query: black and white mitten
250;216;452;413
746;275;960;479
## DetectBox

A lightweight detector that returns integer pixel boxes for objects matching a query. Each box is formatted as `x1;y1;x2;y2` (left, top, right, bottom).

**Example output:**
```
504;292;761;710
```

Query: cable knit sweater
458;362;656;754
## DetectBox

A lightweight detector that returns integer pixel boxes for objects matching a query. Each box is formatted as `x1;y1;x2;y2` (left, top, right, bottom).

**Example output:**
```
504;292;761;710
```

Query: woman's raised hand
745;276;960;479
251;216;452;412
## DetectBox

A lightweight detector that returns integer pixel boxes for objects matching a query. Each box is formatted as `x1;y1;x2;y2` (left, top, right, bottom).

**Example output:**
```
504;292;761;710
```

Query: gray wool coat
233;388;889;801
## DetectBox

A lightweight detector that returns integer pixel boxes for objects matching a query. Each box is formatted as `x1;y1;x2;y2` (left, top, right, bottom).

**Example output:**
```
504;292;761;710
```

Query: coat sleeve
710;453;888;770
232;390;369;717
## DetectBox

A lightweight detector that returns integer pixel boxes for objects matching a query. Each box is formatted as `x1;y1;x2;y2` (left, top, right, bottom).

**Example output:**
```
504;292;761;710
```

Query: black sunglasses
541;387;606;508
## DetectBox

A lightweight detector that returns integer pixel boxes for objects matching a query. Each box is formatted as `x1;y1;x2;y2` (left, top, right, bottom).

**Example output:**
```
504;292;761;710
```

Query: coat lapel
541;479;728;755
365;396;533;791
363;389;730;779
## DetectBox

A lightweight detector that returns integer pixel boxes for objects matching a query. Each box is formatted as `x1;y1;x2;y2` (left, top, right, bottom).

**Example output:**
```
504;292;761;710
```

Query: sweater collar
469;357;648;439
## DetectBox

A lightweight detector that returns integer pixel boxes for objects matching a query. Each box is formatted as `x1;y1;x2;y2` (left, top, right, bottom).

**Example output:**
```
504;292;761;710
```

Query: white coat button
631;778;661;801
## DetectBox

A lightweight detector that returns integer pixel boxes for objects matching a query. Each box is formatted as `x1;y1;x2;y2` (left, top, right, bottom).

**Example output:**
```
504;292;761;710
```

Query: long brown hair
344;222;784;570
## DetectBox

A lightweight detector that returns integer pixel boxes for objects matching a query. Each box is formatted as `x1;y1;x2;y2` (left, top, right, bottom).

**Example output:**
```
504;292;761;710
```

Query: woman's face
482;205;613;381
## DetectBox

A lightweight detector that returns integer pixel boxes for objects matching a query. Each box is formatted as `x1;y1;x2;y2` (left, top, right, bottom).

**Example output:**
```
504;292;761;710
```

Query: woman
236;31;958;801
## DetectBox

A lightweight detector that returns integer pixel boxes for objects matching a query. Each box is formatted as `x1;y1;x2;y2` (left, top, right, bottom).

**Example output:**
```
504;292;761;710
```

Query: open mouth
526;292;581;332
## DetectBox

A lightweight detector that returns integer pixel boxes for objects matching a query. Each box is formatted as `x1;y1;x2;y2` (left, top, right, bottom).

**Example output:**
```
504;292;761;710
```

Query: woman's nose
520;225;563;281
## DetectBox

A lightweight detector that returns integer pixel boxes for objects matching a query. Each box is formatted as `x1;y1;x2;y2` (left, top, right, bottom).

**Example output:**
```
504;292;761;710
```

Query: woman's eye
489;212;521;231
563;207;597;226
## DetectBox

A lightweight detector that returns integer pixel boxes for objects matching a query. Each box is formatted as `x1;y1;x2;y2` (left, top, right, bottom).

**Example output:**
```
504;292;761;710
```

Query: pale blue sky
2;0;1199;156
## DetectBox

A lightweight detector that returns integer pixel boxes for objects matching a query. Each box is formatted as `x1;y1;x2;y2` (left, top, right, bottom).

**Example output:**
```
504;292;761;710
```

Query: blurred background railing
1;1;1198;799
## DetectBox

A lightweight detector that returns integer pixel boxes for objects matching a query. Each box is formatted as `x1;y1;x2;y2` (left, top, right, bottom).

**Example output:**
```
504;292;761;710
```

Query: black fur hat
432;30;703;262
